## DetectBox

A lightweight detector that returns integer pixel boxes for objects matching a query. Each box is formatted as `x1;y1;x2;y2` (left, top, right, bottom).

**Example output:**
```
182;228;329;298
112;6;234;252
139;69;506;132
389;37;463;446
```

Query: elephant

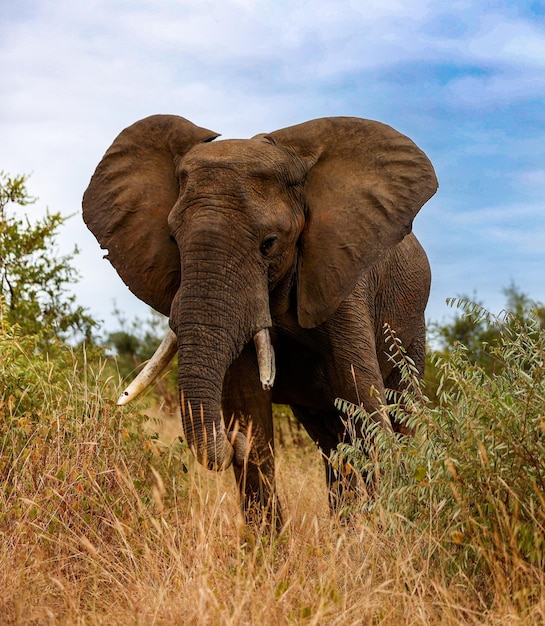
83;114;437;528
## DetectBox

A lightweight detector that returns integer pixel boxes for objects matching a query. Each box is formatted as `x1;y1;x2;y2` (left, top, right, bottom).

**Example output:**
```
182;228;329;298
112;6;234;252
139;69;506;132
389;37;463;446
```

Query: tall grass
1;305;544;624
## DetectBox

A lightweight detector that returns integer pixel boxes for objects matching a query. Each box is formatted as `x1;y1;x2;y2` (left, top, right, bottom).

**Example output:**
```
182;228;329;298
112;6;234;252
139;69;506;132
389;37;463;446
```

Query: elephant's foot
240;495;283;534
233;462;283;533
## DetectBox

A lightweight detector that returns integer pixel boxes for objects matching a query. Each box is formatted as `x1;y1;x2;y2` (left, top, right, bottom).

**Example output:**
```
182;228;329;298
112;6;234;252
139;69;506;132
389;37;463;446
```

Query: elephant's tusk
253;328;276;391
117;330;178;406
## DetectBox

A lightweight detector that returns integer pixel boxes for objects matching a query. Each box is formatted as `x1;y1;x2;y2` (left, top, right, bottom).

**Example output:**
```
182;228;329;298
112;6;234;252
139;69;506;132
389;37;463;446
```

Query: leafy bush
425;286;545;403
334;301;545;579
0;171;96;343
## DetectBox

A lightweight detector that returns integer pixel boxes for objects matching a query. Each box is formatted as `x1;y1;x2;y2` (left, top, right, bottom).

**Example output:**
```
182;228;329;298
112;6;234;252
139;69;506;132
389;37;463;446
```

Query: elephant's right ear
82;115;219;316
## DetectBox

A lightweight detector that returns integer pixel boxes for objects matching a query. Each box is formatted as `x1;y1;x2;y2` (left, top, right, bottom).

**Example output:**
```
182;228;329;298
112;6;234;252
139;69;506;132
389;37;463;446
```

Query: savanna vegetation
1;172;544;624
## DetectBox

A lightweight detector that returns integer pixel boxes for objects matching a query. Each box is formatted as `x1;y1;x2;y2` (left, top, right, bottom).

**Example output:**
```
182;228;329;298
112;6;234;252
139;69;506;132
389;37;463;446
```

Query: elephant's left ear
268;117;438;328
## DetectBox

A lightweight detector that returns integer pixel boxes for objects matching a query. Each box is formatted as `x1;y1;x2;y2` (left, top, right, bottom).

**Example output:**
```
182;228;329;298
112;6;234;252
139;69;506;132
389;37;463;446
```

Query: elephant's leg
222;345;282;530
290;404;366;514
319;300;393;431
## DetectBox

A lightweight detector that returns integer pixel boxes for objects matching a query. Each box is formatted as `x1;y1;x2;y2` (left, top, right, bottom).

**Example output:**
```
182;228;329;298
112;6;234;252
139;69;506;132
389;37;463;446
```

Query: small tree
0;171;96;343
430;284;544;368
425;285;544;402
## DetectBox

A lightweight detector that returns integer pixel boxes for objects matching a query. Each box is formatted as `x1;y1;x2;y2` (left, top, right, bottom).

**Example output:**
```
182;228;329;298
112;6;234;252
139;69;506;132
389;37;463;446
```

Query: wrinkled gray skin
83;115;437;528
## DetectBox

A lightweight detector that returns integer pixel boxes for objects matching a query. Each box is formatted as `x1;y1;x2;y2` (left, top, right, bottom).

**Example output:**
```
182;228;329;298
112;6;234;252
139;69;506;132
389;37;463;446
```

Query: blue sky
1;0;544;334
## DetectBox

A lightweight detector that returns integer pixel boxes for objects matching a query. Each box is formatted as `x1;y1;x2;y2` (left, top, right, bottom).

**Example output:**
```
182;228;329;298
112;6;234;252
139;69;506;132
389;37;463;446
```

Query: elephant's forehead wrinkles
182;192;245;213
184;141;295;177
183;160;304;195
184;159;283;181
185;162;240;175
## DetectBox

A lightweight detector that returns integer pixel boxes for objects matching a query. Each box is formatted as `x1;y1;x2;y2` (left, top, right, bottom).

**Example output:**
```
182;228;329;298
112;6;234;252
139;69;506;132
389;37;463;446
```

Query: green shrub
334;302;545;577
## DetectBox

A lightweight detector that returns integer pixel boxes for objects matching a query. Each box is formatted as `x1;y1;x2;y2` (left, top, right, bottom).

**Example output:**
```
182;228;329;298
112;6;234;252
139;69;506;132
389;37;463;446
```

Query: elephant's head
83;115;437;471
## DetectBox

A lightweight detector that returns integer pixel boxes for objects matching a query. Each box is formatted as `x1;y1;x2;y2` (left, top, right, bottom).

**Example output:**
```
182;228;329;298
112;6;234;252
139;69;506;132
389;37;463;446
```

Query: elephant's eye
260;235;277;256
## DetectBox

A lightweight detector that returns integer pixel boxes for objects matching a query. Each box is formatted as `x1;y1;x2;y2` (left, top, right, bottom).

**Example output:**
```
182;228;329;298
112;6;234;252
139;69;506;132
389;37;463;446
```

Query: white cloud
440;202;543;227
445;70;545;108
516;169;545;190
483;225;545;255
469;15;545;68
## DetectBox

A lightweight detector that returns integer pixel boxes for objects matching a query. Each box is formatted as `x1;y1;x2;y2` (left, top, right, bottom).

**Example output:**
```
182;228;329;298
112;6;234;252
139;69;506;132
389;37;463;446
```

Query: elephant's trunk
172;231;271;471
177;334;246;470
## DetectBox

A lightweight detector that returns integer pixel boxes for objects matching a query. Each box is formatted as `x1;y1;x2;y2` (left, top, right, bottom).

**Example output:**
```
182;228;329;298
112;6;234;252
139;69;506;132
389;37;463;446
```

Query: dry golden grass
1;390;544;625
